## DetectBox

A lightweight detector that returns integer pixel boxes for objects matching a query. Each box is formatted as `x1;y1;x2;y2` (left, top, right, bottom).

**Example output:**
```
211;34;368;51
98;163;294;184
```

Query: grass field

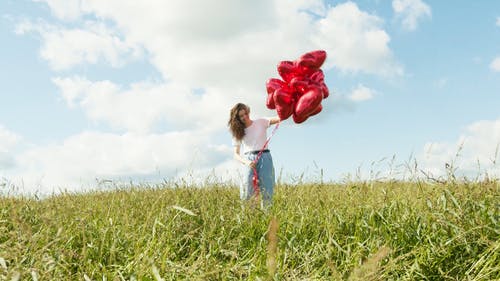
0;180;498;280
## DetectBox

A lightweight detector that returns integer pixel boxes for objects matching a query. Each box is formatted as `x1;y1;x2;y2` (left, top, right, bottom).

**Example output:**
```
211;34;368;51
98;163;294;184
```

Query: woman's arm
233;144;256;168
269;116;281;125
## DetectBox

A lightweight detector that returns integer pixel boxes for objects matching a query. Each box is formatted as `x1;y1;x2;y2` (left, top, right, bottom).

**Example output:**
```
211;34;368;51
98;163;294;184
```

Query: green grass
0;181;498;280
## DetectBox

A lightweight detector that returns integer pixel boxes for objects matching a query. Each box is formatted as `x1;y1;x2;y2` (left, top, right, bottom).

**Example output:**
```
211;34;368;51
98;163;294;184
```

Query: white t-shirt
232;118;271;153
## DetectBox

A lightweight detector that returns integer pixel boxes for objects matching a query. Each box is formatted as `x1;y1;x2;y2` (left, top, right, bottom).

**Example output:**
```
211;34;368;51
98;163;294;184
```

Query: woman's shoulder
254;117;270;124
255;117;271;122
255;117;271;128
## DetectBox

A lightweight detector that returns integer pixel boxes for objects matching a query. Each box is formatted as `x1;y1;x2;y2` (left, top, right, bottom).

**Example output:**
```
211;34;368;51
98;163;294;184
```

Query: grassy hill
0;181;498;280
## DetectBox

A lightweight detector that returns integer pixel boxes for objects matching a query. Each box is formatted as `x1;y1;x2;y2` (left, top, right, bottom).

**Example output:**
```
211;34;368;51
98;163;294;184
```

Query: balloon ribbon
251;121;280;198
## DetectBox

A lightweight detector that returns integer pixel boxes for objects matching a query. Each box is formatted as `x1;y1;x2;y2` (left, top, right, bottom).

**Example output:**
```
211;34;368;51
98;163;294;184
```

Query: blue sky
1;0;500;195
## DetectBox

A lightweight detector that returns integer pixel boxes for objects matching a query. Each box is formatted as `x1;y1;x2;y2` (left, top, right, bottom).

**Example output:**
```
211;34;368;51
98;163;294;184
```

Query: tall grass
0;180;498;280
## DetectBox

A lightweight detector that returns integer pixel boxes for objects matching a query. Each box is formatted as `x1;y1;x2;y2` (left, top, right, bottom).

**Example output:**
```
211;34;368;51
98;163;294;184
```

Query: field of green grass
0;180;498;280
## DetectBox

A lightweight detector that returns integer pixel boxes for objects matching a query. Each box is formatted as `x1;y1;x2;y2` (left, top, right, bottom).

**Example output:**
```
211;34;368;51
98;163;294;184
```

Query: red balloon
274;88;294;120
310;70;324;83
320;83;329;98
266;91;275;109
292;112;309;124
290;77;309;94
266;78;285;94
266;50;329;124
298;50;326;70
277;61;298;82
294;61;315;77
265;78;285;110
309;104;322;117
294;103;322;123
294;86;322;120
309;70;329;98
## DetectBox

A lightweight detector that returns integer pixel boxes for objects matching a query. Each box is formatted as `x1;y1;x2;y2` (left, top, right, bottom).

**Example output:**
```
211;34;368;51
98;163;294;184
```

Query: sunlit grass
0;180;498;280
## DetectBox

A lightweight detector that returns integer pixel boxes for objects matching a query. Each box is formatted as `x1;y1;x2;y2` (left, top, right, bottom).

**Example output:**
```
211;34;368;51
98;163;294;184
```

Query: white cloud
30;0;403;81
349;84;375;102
314;2;403;76
16;20;143;70
33;0;84;21
392;0;431;31
0;126;20;152
52;76;235;133
8;0;406;193
497;17;500;27
8;130;231;194
490;57;500;72
0;126;21;169
418;118;500;179
38;1;403;130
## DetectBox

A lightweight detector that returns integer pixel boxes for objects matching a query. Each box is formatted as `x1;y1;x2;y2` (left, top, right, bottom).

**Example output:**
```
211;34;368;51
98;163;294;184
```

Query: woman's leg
257;152;275;208
241;154;257;200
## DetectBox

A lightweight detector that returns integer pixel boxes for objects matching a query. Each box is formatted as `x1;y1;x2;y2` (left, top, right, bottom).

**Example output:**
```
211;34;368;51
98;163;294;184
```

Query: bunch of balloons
266;50;329;123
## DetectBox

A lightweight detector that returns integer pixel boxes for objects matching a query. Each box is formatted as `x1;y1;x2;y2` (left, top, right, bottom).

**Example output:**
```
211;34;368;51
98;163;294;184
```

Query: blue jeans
241;151;275;207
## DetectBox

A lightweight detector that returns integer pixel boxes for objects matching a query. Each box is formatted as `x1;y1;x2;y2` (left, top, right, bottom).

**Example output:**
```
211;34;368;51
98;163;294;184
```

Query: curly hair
228;103;249;141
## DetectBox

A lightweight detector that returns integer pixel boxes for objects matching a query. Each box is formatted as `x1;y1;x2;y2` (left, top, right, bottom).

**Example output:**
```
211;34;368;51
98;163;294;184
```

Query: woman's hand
234;145;257;169
247;161;256;169
270;116;281;125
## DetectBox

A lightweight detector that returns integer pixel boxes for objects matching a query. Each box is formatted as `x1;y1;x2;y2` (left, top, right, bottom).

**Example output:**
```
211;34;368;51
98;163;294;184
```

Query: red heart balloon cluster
266;50;329;123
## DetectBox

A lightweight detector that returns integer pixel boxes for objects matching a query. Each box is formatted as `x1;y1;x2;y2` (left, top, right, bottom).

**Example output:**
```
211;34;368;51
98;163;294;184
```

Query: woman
228;103;280;207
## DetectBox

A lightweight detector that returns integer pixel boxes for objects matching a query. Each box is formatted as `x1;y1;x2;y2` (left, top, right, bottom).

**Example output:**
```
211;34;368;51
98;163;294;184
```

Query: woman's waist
244;149;270;155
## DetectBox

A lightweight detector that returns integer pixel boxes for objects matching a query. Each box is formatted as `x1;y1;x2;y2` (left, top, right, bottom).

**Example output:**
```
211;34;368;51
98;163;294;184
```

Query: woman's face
238;108;250;124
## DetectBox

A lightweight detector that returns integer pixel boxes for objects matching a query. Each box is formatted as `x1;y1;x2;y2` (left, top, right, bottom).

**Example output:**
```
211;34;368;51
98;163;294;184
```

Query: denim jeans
240;151;275;207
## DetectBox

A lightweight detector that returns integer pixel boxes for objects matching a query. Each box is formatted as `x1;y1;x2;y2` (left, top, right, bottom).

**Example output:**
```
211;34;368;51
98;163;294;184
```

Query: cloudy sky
1;0;500;195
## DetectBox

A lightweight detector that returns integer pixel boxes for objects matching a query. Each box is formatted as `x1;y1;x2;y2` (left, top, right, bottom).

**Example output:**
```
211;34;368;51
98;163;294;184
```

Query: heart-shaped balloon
274;88;294;120
310;70;324;83
290;77;309;94
277;61;299;82
266;50;330;123
266;78;286;94
296;50;327;73
294;86;323;120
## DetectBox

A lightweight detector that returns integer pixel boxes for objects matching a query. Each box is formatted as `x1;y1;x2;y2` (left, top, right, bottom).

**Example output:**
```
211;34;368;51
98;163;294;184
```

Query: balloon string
252;121;281;198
